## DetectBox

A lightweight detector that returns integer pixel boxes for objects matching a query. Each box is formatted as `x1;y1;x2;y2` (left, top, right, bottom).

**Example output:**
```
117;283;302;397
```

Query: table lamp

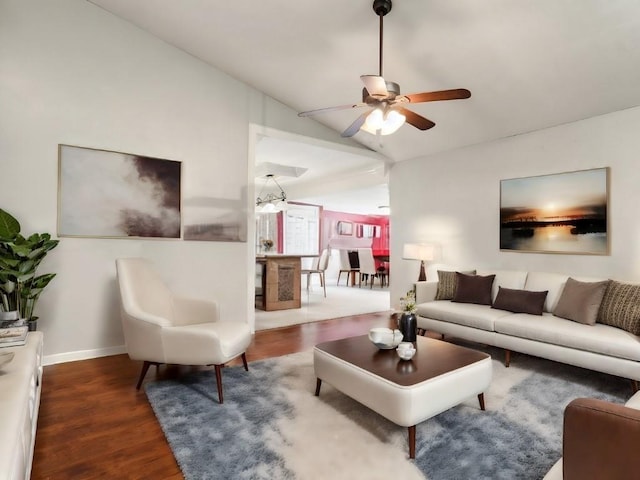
402;243;434;282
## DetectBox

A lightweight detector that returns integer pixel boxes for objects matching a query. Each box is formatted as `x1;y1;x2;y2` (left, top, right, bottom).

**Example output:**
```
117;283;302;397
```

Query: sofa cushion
524;272;570;313
492;287;548;315
598;281;640;335
416;301;511;332
452;273;495;305
435;270;476;300
477;270;528;303
494;313;640;362
553;278;610;326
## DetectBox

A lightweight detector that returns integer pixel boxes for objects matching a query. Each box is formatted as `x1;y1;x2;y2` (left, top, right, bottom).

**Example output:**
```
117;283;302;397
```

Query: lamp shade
402;243;434;261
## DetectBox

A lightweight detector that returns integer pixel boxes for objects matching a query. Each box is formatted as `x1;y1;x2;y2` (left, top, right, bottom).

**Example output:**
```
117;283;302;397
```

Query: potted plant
0;208;59;330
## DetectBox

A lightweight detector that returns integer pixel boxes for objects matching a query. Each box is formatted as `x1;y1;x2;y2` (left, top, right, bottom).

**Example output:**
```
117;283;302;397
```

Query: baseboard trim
44;345;127;366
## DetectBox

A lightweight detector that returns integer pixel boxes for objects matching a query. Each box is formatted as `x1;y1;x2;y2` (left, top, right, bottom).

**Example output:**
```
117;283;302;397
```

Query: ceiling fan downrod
373;0;392;77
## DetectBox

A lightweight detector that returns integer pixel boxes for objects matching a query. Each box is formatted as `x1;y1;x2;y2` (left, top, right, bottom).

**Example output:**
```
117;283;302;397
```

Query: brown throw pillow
492;287;548;316
554;278;610;325
452;273;495;305
597;281;640;335
435;270;476;301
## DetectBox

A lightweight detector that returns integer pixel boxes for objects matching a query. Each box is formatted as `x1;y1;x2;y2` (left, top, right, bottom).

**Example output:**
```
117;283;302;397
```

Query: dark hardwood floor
32;312;394;479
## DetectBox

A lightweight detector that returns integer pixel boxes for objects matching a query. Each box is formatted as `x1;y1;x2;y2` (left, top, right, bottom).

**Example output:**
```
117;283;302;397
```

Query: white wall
390;106;640;306
0;0;359;363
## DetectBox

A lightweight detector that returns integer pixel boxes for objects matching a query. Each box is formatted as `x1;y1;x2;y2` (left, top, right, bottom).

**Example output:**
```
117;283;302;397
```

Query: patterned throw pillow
435;270;476;300
597;281;640;335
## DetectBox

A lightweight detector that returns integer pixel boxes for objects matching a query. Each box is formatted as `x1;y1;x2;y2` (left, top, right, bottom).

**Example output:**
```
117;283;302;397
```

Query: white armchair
115;257;252;403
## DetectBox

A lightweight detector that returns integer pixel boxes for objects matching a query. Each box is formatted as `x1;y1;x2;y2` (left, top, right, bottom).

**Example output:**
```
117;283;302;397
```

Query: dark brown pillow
597;281;640;335
554;278;610;325
492;287;548;316
452;273;495;305
435;270;476;301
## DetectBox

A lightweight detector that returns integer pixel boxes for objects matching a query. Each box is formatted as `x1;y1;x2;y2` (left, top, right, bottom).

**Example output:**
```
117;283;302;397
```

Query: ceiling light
256;174;287;212
360;107;406;135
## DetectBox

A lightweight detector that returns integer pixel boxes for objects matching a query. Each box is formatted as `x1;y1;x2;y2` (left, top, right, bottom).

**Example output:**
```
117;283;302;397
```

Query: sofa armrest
562;397;640;480
415;280;438;304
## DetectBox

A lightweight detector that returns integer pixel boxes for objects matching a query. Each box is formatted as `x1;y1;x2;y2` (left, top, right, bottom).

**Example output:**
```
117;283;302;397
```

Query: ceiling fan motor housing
362;81;401;102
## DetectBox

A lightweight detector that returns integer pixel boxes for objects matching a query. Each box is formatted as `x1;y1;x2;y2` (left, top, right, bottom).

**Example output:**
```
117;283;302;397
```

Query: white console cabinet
0;332;43;480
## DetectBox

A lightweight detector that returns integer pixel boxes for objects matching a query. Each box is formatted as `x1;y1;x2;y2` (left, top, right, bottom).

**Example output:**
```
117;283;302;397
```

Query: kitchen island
255;255;303;311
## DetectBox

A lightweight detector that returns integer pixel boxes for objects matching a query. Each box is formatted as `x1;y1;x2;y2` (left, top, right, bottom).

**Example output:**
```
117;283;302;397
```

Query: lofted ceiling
88;0;640;163
254;135;388;215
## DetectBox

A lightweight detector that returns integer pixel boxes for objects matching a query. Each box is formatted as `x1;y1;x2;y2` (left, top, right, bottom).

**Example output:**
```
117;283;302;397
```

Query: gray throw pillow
554;278;610;325
452;273;495;306
492;287;548;316
597;281;640;335
435;270;476;301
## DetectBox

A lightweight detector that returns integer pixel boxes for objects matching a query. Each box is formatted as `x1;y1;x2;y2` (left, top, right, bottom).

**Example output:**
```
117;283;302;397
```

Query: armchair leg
242;352;249;371
505;349;511;367
136;361;161;390
214;364;224;404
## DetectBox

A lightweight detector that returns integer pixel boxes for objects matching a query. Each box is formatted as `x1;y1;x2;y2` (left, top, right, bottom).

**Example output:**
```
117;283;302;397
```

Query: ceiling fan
298;0;471;137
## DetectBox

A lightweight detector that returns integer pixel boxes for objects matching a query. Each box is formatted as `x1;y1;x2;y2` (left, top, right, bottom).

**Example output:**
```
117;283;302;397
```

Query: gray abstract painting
58;145;181;238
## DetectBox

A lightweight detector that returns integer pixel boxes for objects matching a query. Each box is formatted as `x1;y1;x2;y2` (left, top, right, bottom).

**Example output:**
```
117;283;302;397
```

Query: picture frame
58;144;182;239
500;167;608;255
337;221;353;236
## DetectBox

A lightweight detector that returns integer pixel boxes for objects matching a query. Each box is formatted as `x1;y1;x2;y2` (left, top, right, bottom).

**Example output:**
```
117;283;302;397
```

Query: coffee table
313;335;492;459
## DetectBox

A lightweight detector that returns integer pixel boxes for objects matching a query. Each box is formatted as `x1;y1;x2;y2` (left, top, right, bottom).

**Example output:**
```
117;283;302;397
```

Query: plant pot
398;312;417;342
0;310;19;321
27;320;37;332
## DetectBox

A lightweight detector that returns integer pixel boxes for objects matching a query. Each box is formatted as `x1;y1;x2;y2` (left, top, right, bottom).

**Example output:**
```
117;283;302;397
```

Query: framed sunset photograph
500;167;609;254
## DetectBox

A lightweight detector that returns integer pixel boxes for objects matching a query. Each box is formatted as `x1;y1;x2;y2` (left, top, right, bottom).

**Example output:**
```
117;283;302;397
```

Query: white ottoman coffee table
314;335;492;459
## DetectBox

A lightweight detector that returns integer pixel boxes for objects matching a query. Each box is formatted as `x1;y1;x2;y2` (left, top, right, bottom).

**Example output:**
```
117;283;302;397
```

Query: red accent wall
321;210;389;257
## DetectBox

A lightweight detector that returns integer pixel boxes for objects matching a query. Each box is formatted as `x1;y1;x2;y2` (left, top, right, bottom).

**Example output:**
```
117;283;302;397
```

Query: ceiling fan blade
360;75;388;98
341;110;371;138
298;103;366;117
398;88;471;104
396;107;436;131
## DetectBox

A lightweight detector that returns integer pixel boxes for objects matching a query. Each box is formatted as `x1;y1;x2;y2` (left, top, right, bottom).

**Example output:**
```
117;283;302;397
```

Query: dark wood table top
315;335;490;387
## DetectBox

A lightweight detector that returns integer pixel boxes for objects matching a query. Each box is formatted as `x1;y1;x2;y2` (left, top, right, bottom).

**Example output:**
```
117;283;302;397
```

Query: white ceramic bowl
396;346;416;360
368;328;403;349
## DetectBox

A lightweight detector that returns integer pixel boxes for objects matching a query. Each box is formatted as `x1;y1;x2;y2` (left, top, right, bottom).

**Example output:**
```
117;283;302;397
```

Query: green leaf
0;209;20;241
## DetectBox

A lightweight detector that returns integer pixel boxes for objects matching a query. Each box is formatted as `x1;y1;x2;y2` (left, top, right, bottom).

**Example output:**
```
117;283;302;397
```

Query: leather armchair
544;392;640;479
115;257;252;403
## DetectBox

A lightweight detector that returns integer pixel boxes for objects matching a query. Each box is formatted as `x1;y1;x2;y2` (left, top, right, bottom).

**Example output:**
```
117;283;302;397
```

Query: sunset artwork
58;145;181;239
500;168;608;254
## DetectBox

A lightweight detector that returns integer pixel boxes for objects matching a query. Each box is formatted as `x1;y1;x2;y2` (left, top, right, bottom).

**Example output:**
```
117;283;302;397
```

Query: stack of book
0;322;28;348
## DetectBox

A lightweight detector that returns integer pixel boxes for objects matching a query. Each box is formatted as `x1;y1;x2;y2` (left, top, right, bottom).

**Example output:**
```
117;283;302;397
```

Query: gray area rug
145;343;629;480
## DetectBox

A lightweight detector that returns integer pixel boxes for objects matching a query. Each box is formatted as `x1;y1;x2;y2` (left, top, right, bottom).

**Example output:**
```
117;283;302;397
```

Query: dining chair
337;249;358;286
115;257;252;404
357;248;381;288
302;249;330;297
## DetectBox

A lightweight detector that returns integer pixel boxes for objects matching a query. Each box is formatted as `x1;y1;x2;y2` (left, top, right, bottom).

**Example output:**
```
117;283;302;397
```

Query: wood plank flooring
32;312;394;480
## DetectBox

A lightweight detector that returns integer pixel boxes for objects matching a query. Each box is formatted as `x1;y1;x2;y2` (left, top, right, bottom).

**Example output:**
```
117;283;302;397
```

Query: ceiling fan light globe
360;108;405;135
381;110;405;135
364;108;384;131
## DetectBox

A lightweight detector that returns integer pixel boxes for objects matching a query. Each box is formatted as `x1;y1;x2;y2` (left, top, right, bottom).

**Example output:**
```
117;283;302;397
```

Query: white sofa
415;270;640;382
